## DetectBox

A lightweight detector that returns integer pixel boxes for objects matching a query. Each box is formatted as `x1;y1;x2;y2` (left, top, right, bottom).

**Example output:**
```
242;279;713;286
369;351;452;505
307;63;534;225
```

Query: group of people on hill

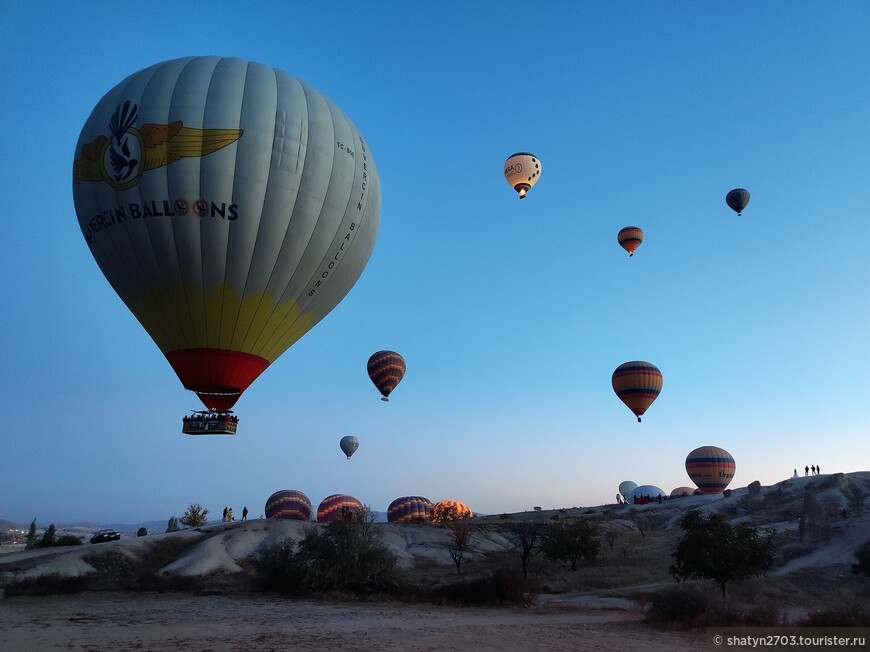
222;506;249;522
793;465;821;478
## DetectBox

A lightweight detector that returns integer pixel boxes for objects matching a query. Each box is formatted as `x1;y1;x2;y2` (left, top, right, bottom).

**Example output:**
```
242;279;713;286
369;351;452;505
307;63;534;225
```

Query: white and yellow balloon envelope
73;57;381;411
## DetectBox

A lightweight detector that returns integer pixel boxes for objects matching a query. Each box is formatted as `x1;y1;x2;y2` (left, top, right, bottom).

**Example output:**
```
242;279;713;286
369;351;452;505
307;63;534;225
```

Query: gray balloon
340;436;359;459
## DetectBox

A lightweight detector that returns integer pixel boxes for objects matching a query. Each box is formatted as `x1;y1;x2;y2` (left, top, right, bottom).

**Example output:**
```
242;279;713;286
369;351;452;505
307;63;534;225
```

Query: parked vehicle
90;529;120;544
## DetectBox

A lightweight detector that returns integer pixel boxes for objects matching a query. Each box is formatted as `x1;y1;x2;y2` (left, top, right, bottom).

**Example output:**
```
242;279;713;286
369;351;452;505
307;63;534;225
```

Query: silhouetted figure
816;465;821;475
805;465;809;476
811;465;816;475
227;507;234;522
222;506;228;522
242;506;248;521
792;469;798;479
656;493;662;504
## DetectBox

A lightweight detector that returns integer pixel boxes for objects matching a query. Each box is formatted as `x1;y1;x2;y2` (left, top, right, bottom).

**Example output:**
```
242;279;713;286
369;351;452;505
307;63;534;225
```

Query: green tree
41;523;57;548
539;519;601;571
25;519;38;550
669;510;775;598
137;527;148;537
180;503;209;527
294;507;401;593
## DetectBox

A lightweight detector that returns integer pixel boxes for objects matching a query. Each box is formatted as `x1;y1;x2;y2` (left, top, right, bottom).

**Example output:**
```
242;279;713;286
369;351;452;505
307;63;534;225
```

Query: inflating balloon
387;496;434;523
726;188;750;216
504;153;541;199
612;361;663;422
617;226;644;257
618;480;638;498
431;500;472;522
265;490;312;521
367;351;406;401
339;435;359;460
685;445;736;494
626;485;665;503
73;57;381;425
317;494;363;523
670;486;696;498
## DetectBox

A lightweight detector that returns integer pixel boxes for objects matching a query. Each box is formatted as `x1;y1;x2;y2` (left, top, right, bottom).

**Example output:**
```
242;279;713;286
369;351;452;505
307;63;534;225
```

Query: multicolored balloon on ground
617;226;644;257
618;481;638;498
504;152;541;199
316;494;364;523
626;485;666;503
685;446;736;494
612;361;663;422
367;351;406;401
387;496;434;523
73;57;381;412
726;188;750;216
339;436;359;460
670;486;697;498
431;500;472;522
265;490;312;521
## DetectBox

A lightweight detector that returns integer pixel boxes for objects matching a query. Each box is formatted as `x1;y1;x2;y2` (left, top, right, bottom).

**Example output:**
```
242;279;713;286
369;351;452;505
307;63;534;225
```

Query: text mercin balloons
340;435;359;460
726;188;750;216
504;153;541;199
617;226;644;257
686;445;736;494
612;361;663;422
73;57;381;415
367;350;406;401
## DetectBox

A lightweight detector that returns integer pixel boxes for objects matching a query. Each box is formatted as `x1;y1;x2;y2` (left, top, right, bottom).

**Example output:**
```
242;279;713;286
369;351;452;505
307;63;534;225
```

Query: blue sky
2;2;868;524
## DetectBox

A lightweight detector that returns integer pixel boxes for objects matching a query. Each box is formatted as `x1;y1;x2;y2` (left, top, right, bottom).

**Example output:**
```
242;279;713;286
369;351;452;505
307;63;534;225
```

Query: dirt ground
0;591;704;651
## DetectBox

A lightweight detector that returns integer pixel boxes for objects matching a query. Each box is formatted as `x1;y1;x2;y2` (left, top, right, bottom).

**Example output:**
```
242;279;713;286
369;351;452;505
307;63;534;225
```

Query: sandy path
0;592;704;651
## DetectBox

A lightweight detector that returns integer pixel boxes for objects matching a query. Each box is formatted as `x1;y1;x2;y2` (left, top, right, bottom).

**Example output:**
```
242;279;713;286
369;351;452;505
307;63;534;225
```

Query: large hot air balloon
504;153;541;199
670;486;696;498
686;446;736;494
339;435;359;460
317;494;364;523
265;490;312;521
431;500;472;522
387;496;434;523
367;351;406;401
618;481;638;498
617;226;644;257
612;361;663;422
72;57;381;428
725;188;750;216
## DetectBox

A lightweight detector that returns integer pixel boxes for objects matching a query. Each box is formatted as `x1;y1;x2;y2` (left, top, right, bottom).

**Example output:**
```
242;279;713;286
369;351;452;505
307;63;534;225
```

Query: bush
645;585;709;625
54;534;84;546
296;514;401;593
4;573;89;597
137;527;148;537
798;603;870;627
250;538;303;592
251;509;402;595
852;537;870;577
433;568;538;606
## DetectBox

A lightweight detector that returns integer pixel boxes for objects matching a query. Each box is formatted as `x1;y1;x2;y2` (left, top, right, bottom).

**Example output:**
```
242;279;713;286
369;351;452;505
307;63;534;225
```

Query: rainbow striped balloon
685;446;736;494
387;496;434;523
617;226;644;257
612;361;663;422
367;351;406;401
265;490;312;521
317;494;364;523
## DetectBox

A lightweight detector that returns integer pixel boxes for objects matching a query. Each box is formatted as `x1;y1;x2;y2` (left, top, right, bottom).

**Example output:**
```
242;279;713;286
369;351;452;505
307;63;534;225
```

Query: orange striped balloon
367;350;406;401
612;361;663;422
617;226;644;257
431;500;472;522
685;446;735;494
